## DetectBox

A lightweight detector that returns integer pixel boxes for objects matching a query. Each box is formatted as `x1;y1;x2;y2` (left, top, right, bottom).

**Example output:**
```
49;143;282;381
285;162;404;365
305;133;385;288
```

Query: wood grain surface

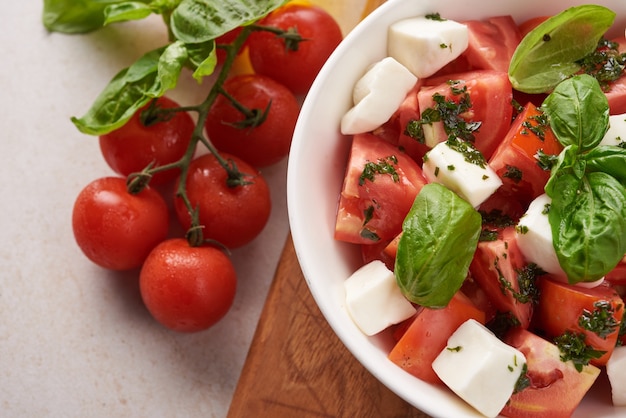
227;235;431;418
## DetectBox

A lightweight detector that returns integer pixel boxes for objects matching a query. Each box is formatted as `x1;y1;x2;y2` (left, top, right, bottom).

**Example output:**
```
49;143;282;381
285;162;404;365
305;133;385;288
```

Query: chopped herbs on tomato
479;228;498;242
480;209;516;228
495;257;539;305
360;228;380;242
359;156;400;185
554;330;606;372
503;165;523;183
405;82;482;144
535;149;559;171
578;300;620;339
487;312;522;340
513;364;531;394
514;263;544;304
521;113;550;140
576;37;626;91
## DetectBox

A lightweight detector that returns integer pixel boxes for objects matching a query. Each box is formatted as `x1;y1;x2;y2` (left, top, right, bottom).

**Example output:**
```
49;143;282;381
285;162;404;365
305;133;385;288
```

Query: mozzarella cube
432;319;526;418
516;193;566;277
388;16;469;78
601;113;626;146
341;57;417;135
516;194;605;287
422;141;502;207
344;260;416;336
607;345;626;406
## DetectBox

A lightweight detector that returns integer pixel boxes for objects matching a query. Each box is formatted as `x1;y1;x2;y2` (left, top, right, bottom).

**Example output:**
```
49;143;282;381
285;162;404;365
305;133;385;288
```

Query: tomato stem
251;24;309;51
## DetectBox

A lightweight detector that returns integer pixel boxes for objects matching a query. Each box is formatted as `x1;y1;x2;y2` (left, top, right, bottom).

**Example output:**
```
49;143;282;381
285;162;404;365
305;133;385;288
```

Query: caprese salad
335;5;626;417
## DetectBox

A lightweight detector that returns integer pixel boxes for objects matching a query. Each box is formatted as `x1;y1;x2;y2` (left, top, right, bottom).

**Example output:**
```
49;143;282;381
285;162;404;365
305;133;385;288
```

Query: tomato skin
99;97;195;185
419;70;513;160
72;177;169;270
215;27;244;64
247;4;343;94
388;292;486;384
174;153;271;249
139;238;237;333
503;328;600;418
205;74;299;168
488;102;563;206
469;226;534;329
533;277;625;366
334;133;427;244
463;16;521;73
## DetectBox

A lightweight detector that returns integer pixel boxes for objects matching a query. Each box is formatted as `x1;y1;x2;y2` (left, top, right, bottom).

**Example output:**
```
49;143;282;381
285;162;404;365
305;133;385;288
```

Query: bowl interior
287;0;626;416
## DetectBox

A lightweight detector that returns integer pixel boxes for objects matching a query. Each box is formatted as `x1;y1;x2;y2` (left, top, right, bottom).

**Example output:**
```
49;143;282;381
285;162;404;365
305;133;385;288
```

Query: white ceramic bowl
287;0;626;416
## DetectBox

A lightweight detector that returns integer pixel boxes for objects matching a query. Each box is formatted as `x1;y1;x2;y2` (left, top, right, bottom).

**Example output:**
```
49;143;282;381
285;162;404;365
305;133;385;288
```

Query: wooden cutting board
227;234;432;418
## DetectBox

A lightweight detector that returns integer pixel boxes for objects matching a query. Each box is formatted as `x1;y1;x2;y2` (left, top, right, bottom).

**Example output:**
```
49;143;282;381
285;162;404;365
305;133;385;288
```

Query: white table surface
1;3;291;417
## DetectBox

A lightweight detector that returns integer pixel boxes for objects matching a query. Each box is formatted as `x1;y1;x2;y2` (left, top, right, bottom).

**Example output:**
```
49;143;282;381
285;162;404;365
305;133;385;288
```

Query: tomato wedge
463;16;522;73
388;292;486;384
335;133;427;244
488;102;563;206
418;70;513;160
503;328;601;418
533;277;625;366
469;226;536;329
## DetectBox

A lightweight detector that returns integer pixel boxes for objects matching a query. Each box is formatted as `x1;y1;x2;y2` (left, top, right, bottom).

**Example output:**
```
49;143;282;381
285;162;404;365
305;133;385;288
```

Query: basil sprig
542;74;626;284
395;183;482;308
43;0;285;135
509;5;615;93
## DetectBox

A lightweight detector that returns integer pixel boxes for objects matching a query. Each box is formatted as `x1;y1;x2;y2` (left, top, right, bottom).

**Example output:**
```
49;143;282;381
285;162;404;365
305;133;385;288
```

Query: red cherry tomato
215;27;244;64
205;74;299;167
139;238;237;333
174;153;271;249
99;96;195;185
247;4;343;94
72;177;169;270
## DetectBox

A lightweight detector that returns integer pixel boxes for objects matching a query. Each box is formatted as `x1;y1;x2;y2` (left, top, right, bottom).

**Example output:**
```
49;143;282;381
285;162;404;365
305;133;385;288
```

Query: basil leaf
542;74;609;151
509;5;615;93
544;144;581;196
43;0;124;33
394;183;481;308
185;41;218;82
170;0;284;43
72;43;187;135
104;2;153;25
585;145;626;185
549;171;626;283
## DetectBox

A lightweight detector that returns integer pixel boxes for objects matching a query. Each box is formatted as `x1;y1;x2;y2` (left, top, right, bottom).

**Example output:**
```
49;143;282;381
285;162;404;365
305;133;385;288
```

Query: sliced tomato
392;82;431;163
469;226;535;329
388;292;486;384
503;328;600;418
360;239;395;270
477;189;526;224
488;102;563;206
462;16;521;73
596;37;626;115
418;70;513;160
533;277;625;366
334;133;427;244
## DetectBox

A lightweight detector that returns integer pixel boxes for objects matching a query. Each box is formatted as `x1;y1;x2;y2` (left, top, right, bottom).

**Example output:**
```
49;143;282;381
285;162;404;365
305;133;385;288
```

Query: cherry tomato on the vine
247;3;343;94
139;238;237;333
215;27;244;64
174;153;271;249
72;177;170;271
205;74;299;167
99;96;195;185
